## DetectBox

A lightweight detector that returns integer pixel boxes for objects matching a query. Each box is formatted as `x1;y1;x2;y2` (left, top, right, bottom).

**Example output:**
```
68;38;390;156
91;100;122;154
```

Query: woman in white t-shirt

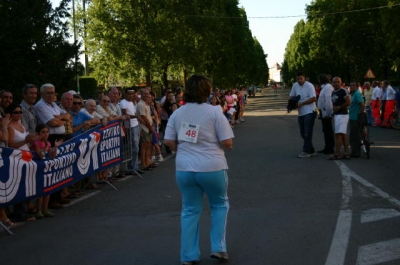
164;75;234;265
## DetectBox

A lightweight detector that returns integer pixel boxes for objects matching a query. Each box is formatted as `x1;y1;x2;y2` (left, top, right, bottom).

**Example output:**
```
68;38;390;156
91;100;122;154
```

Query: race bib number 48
178;123;200;143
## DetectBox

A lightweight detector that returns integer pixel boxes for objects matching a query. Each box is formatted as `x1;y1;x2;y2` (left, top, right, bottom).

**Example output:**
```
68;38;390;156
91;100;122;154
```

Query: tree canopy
282;0;400;85
78;0;269;89
0;0;79;98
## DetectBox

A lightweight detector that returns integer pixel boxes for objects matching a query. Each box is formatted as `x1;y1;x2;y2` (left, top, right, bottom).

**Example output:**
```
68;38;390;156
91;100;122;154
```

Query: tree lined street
2;89;399;265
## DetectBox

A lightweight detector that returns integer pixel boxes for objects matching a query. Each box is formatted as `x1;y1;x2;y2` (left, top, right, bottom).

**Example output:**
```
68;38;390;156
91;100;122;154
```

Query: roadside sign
364;68;375;79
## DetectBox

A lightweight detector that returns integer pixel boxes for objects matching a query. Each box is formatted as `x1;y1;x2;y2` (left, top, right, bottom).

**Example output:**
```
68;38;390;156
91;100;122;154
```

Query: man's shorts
334;114;349;134
140;129;152;142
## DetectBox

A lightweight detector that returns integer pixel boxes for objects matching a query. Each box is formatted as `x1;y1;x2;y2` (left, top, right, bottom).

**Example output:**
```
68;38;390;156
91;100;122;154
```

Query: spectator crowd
0;83;250;232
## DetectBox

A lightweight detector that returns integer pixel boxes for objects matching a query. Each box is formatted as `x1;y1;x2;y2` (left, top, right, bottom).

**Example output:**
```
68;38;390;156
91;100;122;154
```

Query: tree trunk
146;70;152;87
183;67;187;89
162;63;169;89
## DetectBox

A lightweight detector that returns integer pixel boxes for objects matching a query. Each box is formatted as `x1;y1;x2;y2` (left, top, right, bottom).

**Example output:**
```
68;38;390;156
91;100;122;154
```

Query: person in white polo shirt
120;88;144;175
289;72;317;158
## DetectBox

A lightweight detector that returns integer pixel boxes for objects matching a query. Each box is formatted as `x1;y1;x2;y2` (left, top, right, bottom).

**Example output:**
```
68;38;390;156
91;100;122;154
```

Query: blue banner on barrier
0;121;123;207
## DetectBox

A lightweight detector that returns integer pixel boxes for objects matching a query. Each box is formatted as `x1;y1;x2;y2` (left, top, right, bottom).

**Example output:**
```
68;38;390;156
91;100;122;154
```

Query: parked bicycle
389;111;400;130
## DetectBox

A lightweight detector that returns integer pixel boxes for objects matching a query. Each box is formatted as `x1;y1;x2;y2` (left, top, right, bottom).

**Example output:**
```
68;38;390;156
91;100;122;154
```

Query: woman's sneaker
156;155;163;161
210;252;229;260
35;211;44;219
43;211;55;218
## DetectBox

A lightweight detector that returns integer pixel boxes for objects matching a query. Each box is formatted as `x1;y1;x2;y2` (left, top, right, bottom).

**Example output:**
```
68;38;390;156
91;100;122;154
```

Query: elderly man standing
20;84;39;134
108;87;123;117
107;87;128;178
136;88;155;171
316;74;334;154
59;92;74;140
34;83;72;208
120;88;144;175
289;72;317;158
349;81;365;158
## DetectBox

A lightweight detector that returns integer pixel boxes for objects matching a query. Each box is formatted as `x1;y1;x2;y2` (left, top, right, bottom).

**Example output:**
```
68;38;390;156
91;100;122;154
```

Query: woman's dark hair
150;91;157;105
35;124;47;133
4;103;21;114
183;74;212;104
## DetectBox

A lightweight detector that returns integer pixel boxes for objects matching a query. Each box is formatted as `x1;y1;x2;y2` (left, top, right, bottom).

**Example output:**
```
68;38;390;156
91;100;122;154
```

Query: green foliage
78;0;268;89
282;0;400;85
0;0;79;100
79;76;98;99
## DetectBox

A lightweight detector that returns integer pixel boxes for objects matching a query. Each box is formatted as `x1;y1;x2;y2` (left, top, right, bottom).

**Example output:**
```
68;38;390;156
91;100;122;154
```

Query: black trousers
321;117;335;152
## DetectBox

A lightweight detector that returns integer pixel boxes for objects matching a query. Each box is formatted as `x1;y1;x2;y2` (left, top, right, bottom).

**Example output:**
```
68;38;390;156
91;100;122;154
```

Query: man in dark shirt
328;77;351;160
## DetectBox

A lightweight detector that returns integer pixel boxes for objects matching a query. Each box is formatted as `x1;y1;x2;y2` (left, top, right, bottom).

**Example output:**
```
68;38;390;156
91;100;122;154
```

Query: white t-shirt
289;81;316;116
164;103;234;172
386;85;396;100
119;99;139;127
372;87;382;100
232;94;238;106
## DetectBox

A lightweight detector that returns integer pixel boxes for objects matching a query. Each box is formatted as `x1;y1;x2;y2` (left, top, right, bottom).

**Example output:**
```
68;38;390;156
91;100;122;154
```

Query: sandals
327;155;341;160
342;155;350;160
2;219;16;228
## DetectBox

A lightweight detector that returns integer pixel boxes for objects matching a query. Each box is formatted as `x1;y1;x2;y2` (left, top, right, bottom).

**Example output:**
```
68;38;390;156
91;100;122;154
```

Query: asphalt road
1;87;400;265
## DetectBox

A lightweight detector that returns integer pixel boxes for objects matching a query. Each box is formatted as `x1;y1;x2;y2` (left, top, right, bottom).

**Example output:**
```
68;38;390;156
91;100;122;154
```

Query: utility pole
83;0;89;76
73;0;80;94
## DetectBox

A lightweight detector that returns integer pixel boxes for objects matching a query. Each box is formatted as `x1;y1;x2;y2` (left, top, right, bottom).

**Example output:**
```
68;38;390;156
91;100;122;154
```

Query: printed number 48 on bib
178;123;200;143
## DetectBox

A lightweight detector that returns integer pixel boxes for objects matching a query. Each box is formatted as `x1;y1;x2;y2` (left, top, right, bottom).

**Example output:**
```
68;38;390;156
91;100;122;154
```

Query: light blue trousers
176;170;229;262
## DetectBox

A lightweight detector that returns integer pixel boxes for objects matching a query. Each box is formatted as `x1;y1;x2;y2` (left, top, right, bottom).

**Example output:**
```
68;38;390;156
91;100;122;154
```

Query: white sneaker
156;155;163;161
151;156;156;162
310;151;317;156
240;118;245;122
297;152;310;158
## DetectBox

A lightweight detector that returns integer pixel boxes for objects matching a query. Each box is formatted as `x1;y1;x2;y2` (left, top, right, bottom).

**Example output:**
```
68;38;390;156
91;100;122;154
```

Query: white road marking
356;238;400;265
325;161;354;265
325;209;353;265
344;166;400;209
63;190;101;207
361;208;400;223
327;161;400;265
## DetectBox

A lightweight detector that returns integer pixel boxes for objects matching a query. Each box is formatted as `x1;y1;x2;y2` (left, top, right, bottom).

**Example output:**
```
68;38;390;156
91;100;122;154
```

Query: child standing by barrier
32;124;62;219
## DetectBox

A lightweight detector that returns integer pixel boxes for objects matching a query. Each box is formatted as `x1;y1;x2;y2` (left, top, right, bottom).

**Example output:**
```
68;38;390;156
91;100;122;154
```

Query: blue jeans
127;125;140;171
298;112;315;153
366;106;372;125
176;170;229;262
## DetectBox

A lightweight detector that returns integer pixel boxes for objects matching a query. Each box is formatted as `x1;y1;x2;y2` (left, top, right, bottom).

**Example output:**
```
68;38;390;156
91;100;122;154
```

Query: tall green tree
282;0;400;85
81;0;269;89
0;0;78;97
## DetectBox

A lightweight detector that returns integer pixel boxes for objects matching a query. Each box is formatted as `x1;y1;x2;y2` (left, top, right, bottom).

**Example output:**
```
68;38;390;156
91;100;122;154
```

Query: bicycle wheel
389;112;400;130
362;127;371;159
